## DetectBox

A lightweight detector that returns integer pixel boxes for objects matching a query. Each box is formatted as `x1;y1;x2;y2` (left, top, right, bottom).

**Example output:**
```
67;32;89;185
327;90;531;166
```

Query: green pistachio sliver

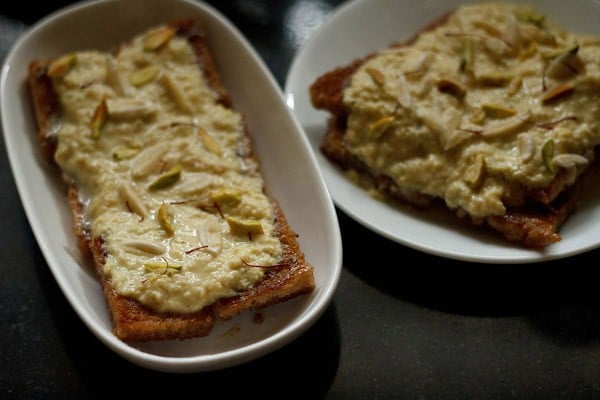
542;139;556;173
482;103;517;118
460;39;474;73
130;65;159;86
514;10;545;27
226;216;263;236
113;146;140;160
542;44;579;60
90;99;108;139
148;165;182;190
144;260;182;273
476;72;513;86
47;53;77;78
157;203;174;236
368;115;395;140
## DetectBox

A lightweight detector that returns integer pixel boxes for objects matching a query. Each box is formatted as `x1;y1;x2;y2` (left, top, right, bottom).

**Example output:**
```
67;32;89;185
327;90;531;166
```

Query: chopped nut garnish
226;216;264;236
368;115;395;139
437;79;466;100
464;154;486;188
197;127;222;155
123;239;166;255
119;181;148;218
542;139;556;173
517;133;535;162
130;65;160;86
105;98;157;120
366;67;385;86
47;53;77;78
90;99;108;139
542;83;575;104
553;153;588;169
160;72;194;114
148;165;182;191
157;203;175;236
475;71;513;86
143;26;176;51
131;143;169;179
482;103;517;118
144;260;182;274
482;113;529;137
112;146;140;160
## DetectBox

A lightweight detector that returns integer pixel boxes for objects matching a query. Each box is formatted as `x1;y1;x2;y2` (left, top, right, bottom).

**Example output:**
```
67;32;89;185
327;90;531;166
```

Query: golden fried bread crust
28;18;315;342
309;10;594;249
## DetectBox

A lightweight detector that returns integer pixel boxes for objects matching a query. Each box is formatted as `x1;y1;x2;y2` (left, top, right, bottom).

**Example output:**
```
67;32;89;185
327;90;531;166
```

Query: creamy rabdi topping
343;2;600;218
50;24;282;313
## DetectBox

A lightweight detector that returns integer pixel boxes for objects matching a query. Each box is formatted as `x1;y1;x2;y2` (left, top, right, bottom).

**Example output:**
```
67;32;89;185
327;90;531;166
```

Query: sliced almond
197;217;223;255
482;103;517;118
144;26;176;51
105;56;132;96
160;72;194;114
105;98;157;120
131;143;169;179
482;113;529;138
366;67;385;86
542;139;556;173
119;181;148;218
464;155;486;189
517;133;535;162
552;153;589;169
542;83;575;104
123;239;166;255
197;127;222;155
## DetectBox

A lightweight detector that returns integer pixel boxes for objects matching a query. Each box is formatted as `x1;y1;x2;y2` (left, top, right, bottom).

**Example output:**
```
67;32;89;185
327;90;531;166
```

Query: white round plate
1;0;342;373
285;0;600;264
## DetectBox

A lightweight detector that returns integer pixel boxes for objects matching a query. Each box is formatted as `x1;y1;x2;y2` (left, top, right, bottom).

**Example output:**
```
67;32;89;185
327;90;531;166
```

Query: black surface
1;1;599;399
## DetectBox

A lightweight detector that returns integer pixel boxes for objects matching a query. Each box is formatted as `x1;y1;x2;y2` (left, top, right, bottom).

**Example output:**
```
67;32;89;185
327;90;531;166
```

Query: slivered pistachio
464;155;486;189
47;53;77;78
90;99;108;139
515;9;545;27
460;39;474;73
148;165;182;191
542;83;575;104
542;44;579;60
197;127;222;155
368;115;395;140
542;140;556;173
366;67;385;86
112;146;140;160
144;26;176;51
130;65;160;86
160;72;194;114
210;188;242;206
226;216;263;236
123;239;166;255
482;103;517;118
476;72;513;86
144;260;182;274
119;181;148;217
157;203;175;236
436;79;466;100
553;153;589;169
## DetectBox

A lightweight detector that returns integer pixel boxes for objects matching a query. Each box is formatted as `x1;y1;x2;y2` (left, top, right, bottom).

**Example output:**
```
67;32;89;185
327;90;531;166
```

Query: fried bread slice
28;19;314;342
310;3;600;248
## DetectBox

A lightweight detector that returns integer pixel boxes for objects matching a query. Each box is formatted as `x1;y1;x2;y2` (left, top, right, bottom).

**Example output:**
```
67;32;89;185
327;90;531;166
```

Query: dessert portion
28;19;314;341
310;2;600;248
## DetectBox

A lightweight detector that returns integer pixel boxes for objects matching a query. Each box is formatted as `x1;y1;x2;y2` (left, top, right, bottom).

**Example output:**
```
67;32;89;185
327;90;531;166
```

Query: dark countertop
1;1;599;399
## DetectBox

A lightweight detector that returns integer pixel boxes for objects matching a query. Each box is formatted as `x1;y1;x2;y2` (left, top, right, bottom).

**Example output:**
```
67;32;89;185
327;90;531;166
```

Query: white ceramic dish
1;0;342;373
285;0;600;264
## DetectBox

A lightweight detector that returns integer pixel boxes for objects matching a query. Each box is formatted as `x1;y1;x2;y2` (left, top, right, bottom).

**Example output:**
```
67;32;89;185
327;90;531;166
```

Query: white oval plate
1;0;342;373
285;0;600;264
